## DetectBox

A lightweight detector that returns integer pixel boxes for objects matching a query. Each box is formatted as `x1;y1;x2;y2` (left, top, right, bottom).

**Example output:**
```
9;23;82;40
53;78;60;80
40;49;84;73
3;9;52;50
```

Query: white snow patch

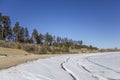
0;52;120;80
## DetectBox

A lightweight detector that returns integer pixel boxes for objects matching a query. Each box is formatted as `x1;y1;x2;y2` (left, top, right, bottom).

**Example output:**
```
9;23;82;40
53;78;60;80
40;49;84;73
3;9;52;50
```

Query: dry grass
0;54;55;70
0;47;64;70
0;47;30;56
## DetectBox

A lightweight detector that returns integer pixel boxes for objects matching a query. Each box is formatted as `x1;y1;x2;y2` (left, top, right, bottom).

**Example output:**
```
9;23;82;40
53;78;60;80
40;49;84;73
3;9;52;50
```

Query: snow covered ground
0;52;120;80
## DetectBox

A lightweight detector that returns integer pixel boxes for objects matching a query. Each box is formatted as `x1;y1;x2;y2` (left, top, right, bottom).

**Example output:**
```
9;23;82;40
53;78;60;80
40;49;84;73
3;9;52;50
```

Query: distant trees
13;22;29;42
0;12;98;54
29;29;92;52
0;13;11;40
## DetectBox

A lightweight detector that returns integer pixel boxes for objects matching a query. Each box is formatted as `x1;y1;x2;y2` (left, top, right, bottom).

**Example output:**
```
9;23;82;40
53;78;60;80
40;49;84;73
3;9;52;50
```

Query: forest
0;12;98;54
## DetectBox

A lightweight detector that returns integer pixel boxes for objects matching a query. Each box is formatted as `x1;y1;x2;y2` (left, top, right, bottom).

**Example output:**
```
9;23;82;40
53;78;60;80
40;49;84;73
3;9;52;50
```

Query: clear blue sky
0;0;120;48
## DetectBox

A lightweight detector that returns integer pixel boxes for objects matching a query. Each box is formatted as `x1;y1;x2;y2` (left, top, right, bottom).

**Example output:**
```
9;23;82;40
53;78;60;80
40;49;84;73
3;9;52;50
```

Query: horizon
1;0;120;49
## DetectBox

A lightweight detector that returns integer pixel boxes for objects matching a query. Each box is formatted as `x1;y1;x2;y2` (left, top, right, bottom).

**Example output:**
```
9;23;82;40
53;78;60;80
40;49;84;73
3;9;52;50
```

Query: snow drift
0;52;120;80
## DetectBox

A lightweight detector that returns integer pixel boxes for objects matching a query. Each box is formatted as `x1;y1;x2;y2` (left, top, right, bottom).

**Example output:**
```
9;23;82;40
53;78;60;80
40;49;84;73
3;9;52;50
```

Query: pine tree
19;27;24;42
0;13;2;39
39;33;44;44
45;32;53;46
32;28;39;44
0;13;11;40
13;22;21;42
24;27;29;42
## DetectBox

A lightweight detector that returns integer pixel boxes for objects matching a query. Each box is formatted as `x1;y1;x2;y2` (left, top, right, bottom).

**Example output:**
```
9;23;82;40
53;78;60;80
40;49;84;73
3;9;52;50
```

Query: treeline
0;12;98;54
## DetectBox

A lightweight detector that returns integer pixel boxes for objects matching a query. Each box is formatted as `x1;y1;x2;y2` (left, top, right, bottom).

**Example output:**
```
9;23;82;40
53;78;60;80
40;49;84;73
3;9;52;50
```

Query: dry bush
0;40;6;47
0;40;70;54
22;44;36;52
0;40;21;49
39;44;48;54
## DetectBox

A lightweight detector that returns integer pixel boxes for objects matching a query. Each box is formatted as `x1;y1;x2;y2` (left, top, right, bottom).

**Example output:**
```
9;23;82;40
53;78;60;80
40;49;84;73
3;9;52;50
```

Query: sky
0;0;120;48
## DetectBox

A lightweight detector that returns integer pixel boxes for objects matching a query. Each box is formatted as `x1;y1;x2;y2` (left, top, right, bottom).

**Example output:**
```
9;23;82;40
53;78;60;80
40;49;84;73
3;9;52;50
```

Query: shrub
22;44;36;52
39;45;48;54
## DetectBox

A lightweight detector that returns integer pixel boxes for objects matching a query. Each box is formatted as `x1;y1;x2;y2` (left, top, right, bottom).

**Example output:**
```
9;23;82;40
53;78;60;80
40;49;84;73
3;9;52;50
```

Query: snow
0;52;120;80
0;56;6;58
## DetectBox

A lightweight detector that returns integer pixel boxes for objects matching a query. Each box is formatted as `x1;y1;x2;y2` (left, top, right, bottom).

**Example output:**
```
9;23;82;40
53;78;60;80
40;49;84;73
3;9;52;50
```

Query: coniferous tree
56;36;60;44
49;35;53;46
52;35;56;46
2;16;11;40
13;22;21;42
19;27;24;42
45;32;53;46
78;40;83;45
0;13;2;39
6;27;12;41
39;33;44;44
24;27;29;42
0;12;98;52
32;28;39;44
0;13;11;40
